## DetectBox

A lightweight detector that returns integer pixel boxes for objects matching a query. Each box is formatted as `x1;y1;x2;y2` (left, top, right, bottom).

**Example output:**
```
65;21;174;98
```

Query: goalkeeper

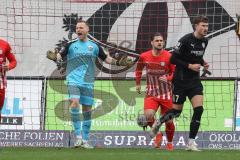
135;33;175;151
47;20;133;149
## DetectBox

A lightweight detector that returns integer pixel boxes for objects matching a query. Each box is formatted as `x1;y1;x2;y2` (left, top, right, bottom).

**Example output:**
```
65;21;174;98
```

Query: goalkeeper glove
116;56;133;67
46;49;62;62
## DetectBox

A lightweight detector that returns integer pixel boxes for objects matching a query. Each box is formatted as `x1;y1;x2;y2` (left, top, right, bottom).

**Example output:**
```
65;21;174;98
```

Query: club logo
202;42;206;48
191;43;195;48
0;49;2;54
160;62;165;66
88;45;94;51
174;42;181;50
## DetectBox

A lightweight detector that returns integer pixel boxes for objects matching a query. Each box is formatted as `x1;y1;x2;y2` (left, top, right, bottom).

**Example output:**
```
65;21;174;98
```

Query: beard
153;46;163;51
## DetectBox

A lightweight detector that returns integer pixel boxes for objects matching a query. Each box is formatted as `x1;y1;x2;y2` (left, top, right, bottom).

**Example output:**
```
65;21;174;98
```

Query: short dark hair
151;32;164;41
193;15;208;24
77;19;89;27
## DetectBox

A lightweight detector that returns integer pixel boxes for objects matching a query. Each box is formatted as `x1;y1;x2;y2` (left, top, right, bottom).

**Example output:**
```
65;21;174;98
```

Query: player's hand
2;64;9;72
188;64;201;72
203;61;209;70
46;49;62;62
159;75;168;83
136;85;141;94
116;56;133;67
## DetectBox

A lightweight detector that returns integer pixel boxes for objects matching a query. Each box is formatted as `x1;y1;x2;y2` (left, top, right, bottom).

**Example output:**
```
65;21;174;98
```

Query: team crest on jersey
175;42;181;49
160;62;165;66
0;49;2;55
202;42;206;48
88;45;93;51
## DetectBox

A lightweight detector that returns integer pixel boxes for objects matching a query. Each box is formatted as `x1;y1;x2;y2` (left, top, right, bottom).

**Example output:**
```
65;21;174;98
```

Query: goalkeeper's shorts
67;84;94;106
144;96;172;115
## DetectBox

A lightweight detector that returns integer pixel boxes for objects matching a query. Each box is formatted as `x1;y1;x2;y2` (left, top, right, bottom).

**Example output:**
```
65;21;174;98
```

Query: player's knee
144;109;155;118
82;111;92;121
70;99;79;107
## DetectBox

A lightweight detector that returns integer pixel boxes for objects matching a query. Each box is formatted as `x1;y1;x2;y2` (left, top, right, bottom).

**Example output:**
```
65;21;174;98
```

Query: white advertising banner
0;79;43;130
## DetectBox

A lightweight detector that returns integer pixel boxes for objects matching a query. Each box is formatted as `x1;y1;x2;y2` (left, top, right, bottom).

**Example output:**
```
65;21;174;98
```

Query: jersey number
173;94;179;103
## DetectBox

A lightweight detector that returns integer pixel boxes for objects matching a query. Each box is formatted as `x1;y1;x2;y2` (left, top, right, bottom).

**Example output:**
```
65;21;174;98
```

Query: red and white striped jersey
135;50;175;100
0;39;17;89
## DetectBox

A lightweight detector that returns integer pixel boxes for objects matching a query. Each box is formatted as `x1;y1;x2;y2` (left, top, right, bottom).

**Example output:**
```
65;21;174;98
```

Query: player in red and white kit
0;39;17;122
135;33;175;151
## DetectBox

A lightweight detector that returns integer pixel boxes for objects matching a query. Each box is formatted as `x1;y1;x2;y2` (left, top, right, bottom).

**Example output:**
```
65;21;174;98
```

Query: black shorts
172;79;203;104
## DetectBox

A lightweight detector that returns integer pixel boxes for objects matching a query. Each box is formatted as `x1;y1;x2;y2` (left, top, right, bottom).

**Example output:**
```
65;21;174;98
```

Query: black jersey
170;33;208;81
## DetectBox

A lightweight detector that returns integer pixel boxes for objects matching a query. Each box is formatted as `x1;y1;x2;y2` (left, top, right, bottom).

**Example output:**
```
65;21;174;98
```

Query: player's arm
200;41;209;70
200;58;209;70
4;43;17;71
47;39;77;63
98;45;133;66
170;40;189;68
56;42;72;61
171;40;200;72
135;55;145;94
166;62;175;81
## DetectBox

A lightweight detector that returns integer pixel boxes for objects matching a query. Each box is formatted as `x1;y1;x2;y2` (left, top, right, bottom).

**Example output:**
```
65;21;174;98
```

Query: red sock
165;121;175;142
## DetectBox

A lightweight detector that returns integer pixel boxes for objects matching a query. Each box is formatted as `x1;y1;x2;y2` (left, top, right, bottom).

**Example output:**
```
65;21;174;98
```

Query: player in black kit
150;15;209;151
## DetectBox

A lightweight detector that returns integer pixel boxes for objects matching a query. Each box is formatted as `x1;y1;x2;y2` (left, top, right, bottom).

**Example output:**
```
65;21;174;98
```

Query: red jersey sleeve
167;63;175;81
166;53;175;81
135;55;145;85
5;44;17;70
7;53;17;70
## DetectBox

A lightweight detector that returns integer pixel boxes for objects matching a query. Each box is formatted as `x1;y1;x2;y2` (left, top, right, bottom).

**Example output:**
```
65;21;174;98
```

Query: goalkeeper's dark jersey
170;33;208;81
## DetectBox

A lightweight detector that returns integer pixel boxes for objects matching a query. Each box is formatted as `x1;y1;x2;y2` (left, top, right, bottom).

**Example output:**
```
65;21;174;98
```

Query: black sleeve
59;45;68;58
200;58;204;66
170;39;189;69
59;40;75;58
170;52;189;69
97;45;107;61
200;40;208;66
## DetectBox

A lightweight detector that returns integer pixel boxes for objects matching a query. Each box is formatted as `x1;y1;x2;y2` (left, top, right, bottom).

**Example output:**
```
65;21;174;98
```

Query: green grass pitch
1;148;240;160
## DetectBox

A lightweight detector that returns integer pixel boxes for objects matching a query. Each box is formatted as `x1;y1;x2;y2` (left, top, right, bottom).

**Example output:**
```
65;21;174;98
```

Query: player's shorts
68;83;94;106
172;79;203;104
144;96;172;115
